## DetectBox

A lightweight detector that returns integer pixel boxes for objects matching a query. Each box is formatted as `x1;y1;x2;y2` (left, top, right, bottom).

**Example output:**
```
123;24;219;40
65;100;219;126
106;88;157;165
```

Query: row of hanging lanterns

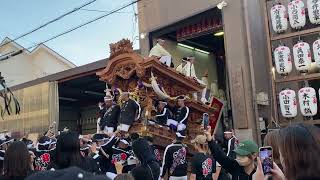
279;87;318;118
274;39;320;75
270;0;320;33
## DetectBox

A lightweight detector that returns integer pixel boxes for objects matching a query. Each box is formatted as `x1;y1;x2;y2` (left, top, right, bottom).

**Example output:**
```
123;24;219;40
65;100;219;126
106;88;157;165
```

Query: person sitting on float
149;38;173;67
167;96;190;138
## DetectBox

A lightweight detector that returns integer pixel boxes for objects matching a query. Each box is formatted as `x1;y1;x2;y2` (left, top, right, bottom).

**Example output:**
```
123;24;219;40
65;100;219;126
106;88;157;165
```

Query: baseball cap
233;140;258;156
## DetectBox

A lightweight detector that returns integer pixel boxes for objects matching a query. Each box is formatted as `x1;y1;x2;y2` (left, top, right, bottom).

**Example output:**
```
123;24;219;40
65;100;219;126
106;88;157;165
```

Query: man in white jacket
149;39;172;67
182;56;208;104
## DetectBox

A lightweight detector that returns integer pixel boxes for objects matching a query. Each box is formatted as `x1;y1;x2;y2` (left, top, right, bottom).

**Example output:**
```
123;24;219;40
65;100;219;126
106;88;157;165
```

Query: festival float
96;39;223;150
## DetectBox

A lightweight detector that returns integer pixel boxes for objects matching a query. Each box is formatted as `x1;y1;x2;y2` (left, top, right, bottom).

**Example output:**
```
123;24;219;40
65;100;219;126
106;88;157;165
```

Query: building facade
138;0;271;143
0;37;76;87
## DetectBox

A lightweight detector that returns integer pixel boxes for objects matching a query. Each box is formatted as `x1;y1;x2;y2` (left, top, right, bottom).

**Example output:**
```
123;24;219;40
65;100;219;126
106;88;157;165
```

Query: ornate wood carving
97;39;214;150
109;39;134;59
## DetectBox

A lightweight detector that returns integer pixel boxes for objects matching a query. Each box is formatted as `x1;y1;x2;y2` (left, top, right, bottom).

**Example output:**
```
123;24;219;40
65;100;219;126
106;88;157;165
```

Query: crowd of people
1;56;320;179
0;122;318;180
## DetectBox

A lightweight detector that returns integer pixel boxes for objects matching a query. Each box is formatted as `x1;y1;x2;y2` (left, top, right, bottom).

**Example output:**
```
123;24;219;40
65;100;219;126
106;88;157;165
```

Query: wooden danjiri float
97;39;220;151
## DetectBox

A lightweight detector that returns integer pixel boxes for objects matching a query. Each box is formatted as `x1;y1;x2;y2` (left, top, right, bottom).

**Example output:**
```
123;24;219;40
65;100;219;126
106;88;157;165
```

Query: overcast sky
0;0;139;66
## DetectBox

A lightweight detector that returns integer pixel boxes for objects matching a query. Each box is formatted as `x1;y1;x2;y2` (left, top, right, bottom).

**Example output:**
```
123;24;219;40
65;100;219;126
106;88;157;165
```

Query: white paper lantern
298;87;317;116
288;0;306;29
274;45;292;75
307;0;320;24
313;39;320;68
270;4;288;33
279;89;297;118
293;41;312;72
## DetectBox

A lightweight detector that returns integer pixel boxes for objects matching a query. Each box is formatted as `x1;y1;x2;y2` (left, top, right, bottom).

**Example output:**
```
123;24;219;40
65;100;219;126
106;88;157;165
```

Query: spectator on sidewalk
263;130;282;170
190;135;216;180
254;123;320;180
205;126;258;180
49;132;100;174
1;141;34;180
131;138;160;180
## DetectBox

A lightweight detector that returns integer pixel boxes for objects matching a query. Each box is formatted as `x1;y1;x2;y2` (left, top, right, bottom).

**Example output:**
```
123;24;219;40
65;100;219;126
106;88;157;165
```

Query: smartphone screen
203;113;209;129
259;146;273;175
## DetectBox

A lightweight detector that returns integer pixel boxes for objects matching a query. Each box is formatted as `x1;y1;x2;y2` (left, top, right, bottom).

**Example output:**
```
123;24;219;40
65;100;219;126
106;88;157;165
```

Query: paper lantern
308;0;320;24
313;39;320;67
293;41;312;72
274;45;292;75
279;89;297;118
288;0;306;29
298;87;317;116
270;4;288;33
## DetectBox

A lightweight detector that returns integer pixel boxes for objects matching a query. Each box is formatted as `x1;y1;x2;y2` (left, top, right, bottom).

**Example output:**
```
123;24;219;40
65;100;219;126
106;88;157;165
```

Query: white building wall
0;40;75;87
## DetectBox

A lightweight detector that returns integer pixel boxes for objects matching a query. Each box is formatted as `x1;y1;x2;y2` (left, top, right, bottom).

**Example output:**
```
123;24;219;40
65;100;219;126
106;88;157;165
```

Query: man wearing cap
170;96;189;138
205;126;258;180
155;100;172;126
190;135;216;180
161;134;188;180
99;94;120;134
118;92;141;132
149;38;173;67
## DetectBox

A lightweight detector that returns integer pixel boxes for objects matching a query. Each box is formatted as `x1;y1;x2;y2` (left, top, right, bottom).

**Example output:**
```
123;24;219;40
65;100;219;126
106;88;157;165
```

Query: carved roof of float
96;39;205;94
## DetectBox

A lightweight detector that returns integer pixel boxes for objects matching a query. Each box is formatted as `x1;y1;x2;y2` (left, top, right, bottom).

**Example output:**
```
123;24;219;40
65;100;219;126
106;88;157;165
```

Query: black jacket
161;142;188;177
156;108;172;125
98;135;118;173
119;99;140;125
226;137;237;160
131;138;160;180
191;153;216;180
174;106;189;125
34;150;54;171
208;140;256;180
99;104;120;130
0;150;4;173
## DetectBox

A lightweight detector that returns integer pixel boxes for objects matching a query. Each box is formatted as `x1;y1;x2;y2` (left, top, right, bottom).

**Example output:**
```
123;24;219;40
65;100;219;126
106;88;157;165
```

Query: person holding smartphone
190;135;216;180
204;126;258;180
253;123;320;180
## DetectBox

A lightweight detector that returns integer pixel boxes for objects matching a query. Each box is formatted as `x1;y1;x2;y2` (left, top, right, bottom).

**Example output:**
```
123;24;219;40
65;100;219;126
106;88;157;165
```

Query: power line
0;0;97;49
80;8;132;13
0;0;141;61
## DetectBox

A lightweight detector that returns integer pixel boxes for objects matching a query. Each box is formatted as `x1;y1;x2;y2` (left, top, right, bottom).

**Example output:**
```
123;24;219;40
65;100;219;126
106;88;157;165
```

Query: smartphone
203;113;209;129
259;146;273;175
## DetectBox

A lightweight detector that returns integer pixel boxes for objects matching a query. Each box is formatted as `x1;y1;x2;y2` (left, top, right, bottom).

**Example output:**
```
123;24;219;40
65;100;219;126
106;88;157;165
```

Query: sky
0;0;139;66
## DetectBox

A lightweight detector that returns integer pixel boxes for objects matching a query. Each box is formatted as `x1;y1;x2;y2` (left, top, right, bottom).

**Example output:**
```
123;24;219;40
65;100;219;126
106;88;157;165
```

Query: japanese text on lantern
277;50;285;72
312;0;320;20
283;95;291;116
302;92;312;114
297;47;305;67
274;8;283;30
291;3;300;25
